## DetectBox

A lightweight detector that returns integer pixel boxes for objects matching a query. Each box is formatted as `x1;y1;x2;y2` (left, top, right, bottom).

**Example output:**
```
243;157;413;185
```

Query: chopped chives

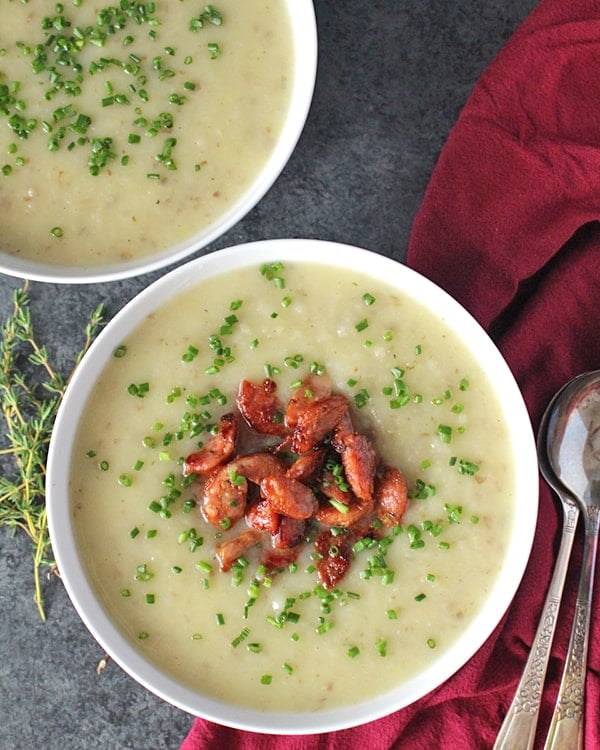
328;498;349;514
458;459;479;476
230;627;250;648
135;564;154;582
354;388;370;408
207;42;221;59
437;424;452;443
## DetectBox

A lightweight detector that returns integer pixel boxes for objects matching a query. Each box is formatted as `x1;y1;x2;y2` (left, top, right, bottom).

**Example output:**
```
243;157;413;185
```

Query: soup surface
70;260;515;712
0;1;292;267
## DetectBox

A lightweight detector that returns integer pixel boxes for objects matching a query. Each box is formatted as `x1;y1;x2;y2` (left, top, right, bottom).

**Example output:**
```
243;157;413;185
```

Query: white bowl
0;2;317;284
47;239;538;733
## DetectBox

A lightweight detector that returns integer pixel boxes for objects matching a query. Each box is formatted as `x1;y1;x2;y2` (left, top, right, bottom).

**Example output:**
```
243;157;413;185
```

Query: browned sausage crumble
183;373;408;588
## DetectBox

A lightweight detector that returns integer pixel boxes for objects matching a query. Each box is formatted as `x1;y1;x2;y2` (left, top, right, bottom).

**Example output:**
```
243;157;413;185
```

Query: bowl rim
0;0;318;285
47;238;539;733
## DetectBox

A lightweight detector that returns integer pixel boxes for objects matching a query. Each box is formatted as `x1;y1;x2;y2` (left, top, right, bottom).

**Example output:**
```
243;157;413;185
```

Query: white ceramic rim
0;2;317;284
47;239;539;733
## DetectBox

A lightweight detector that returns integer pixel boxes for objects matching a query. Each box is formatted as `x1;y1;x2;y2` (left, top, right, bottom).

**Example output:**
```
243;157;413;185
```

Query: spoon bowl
546;370;600;505
538;383;580;501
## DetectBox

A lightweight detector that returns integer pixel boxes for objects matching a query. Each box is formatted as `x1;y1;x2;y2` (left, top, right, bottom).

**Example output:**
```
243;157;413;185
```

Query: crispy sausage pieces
182;375;408;588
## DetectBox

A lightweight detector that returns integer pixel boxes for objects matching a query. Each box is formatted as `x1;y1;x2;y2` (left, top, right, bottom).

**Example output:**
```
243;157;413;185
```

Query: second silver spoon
494;384;580;750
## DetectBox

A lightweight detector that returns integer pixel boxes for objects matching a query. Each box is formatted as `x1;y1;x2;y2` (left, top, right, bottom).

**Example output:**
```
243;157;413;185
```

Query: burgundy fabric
181;0;600;747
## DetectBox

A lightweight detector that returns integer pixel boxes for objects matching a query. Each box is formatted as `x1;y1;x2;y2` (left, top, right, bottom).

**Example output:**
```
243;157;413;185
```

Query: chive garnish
437;424;452;443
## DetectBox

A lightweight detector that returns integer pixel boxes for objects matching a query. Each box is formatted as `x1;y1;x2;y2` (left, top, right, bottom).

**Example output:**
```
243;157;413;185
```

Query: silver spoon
543;369;600;749
494;385;580;750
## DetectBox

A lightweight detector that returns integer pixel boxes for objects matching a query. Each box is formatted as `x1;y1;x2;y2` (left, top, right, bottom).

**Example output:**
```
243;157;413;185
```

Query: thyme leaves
0;283;104;619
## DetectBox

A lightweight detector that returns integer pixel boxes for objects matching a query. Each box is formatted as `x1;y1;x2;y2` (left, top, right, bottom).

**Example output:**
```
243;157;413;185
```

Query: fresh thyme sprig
0;282;104;620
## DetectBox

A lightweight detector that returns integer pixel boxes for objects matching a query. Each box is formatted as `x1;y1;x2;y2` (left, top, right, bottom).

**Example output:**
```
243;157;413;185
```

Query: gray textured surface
0;2;538;748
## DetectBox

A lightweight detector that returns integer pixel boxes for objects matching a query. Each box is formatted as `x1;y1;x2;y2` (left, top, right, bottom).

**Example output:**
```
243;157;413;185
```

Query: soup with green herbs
0;0;293;267
69;260;515;712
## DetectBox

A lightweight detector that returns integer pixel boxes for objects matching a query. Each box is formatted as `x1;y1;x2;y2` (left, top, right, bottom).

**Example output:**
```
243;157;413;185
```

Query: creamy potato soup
0;1;292;266
70;261;515;712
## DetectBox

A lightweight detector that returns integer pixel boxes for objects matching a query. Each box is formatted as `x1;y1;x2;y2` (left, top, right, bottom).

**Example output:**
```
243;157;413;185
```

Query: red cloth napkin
180;0;600;747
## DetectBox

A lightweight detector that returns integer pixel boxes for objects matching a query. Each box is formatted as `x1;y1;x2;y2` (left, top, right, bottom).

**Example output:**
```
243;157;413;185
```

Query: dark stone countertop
0;2;538;748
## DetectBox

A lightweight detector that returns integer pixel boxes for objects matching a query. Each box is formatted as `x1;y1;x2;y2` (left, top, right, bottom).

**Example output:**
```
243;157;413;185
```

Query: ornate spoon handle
493;497;579;750
543;506;599;750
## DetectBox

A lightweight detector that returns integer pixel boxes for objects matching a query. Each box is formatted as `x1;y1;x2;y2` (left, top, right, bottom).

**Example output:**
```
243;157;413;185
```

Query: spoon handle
544;507;599;750
493;498;579;750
